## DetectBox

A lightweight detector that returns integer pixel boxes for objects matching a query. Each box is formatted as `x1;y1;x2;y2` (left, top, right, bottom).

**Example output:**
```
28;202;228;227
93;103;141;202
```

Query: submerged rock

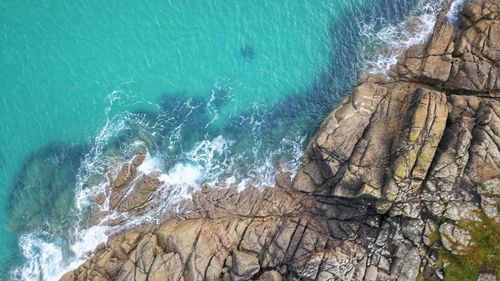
7;143;85;233
61;0;499;280
240;44;256;60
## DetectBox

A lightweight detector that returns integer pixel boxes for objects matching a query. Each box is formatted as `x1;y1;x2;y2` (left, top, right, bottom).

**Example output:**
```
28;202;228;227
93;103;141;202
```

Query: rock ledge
61;1;499;280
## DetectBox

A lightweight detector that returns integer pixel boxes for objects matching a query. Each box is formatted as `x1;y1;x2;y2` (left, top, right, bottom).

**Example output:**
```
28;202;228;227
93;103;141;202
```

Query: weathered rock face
61;1;499;280
390;0;500;94
89;153;167;227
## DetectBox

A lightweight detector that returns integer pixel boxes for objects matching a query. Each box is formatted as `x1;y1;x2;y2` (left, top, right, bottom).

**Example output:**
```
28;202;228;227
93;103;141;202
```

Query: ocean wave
10;80;307;280
360;0;444;74
10;0;461;279
447;0;468;24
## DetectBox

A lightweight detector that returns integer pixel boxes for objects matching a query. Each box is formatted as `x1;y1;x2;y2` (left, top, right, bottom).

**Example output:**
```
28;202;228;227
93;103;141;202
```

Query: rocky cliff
60;0;499;280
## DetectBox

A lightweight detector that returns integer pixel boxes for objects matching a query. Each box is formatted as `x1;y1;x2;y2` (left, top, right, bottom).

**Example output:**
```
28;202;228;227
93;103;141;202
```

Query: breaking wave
9;0;461;280
360;0;444;74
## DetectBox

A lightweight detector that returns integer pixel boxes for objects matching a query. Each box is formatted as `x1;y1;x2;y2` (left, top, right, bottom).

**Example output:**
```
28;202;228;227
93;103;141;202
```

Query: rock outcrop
61;0;499;280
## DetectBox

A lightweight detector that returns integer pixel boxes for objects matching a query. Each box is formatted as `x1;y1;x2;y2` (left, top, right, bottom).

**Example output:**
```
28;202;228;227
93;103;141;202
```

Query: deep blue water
0;0;443;279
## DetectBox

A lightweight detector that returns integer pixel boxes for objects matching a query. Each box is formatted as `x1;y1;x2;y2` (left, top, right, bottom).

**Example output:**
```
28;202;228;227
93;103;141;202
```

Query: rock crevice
61;1;499;280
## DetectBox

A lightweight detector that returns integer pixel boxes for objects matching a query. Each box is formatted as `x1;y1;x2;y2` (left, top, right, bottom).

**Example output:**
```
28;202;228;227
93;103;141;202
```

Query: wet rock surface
61;0;499;280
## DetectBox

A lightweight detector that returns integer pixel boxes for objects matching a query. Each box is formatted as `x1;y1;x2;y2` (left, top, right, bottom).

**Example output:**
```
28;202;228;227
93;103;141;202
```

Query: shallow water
0;0;444;279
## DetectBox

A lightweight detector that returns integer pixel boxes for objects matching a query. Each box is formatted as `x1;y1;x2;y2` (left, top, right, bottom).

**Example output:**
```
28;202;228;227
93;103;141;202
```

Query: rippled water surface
0;0;444;279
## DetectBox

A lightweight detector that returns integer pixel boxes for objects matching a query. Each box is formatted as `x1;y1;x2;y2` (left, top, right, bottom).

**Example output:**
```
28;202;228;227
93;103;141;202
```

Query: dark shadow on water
248;0;417;141
6;0;421;235
4;0;422;275
157;88;233;144
240;44;256;60
103;108;161;153
148;0;420;172
219;0;417;146
7;143;87;234
3;142;87;276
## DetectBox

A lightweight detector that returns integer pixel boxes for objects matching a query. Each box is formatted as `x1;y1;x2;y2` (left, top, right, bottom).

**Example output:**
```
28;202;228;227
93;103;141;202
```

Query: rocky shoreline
61;0;499;280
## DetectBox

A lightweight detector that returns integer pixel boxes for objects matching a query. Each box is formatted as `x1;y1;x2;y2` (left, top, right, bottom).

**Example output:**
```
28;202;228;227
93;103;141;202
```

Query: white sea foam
58;226;111;279
362;0;467;74
11;234;63;281
11;226;110;281
137;153;163;174
12;102;235;280
12;0;450;279
361;0;443;74
447;0;468;23
159;163;204;187
11;85;133;281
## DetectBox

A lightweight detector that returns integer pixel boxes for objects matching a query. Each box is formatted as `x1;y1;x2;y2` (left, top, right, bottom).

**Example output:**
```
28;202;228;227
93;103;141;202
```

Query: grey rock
231;250;260;279
258;270;282;281
61;1;500;281
477;273;497;281
439;222;472;253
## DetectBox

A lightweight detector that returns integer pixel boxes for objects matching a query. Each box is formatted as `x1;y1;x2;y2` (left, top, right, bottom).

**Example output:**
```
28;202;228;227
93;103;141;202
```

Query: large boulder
61;1;500;280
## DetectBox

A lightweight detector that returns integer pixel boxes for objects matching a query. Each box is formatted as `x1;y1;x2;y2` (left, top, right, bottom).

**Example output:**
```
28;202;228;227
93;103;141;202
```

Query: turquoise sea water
0;0;443;279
